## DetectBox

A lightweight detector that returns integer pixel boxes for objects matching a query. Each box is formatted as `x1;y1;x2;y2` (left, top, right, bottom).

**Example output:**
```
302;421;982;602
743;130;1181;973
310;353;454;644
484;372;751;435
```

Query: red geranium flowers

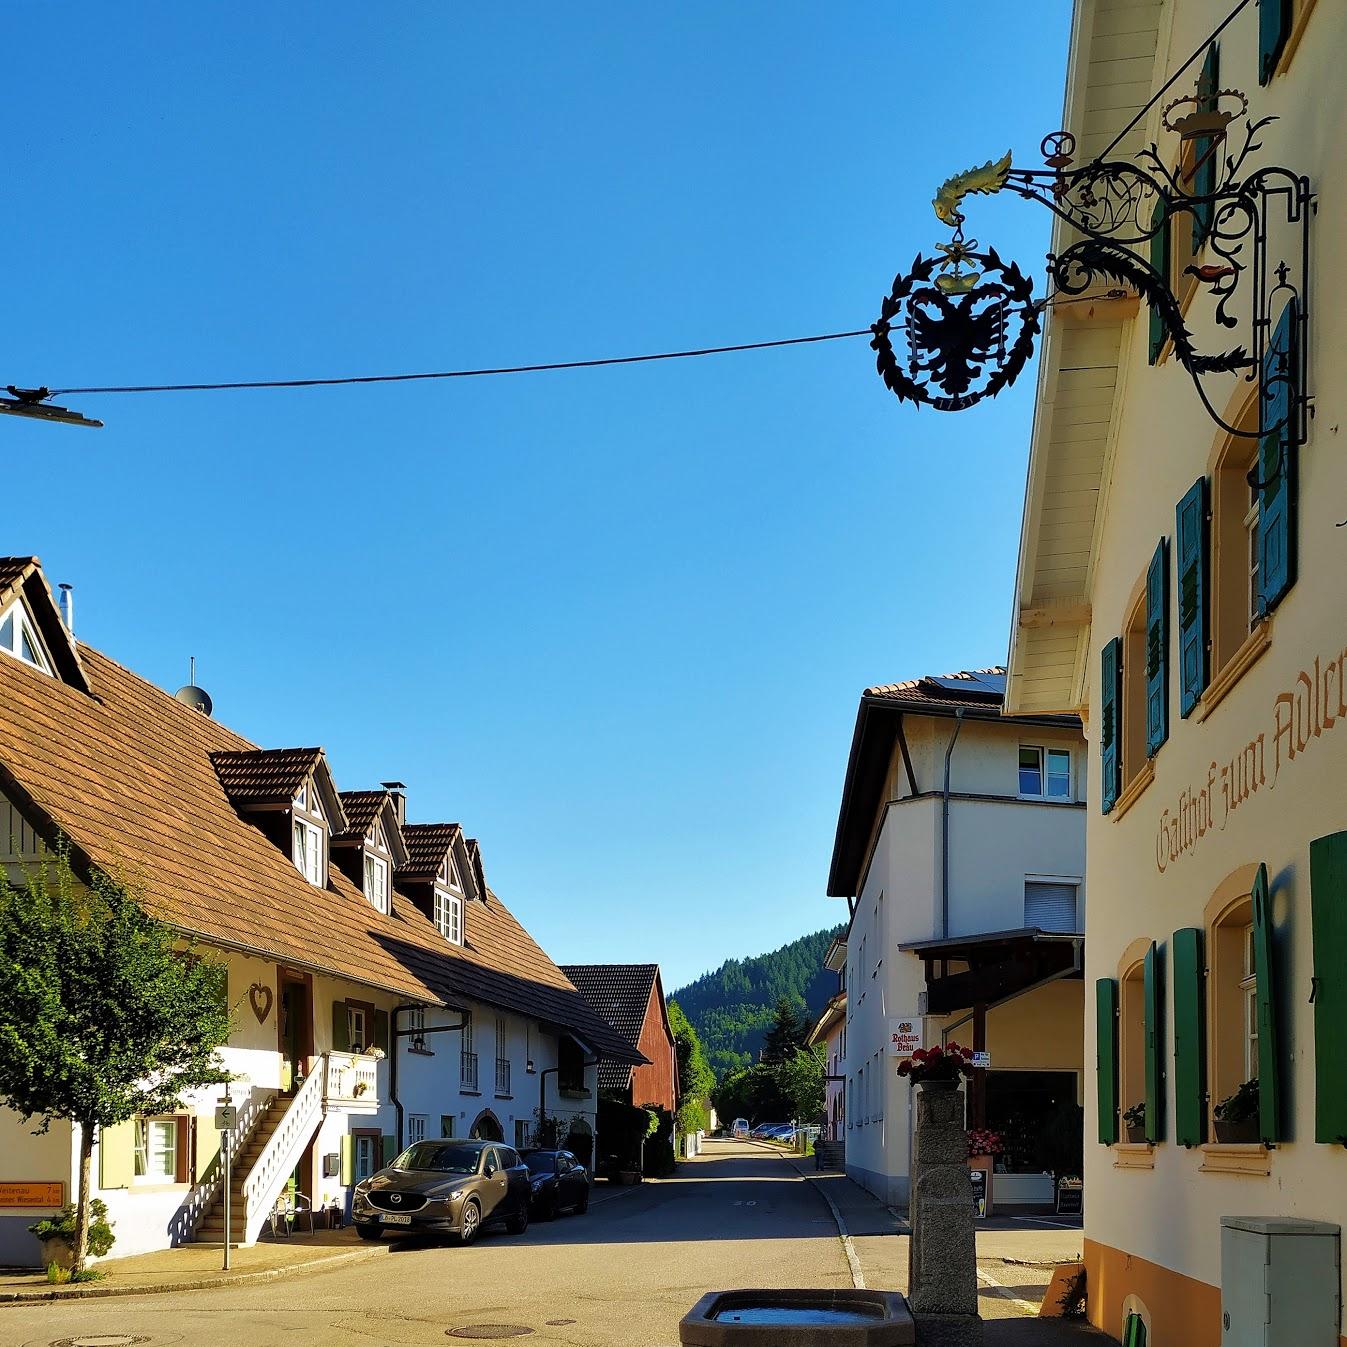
895;1042;975;1084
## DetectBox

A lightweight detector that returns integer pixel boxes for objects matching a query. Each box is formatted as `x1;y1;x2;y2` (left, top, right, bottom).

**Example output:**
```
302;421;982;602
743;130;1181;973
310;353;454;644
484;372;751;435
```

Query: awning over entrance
899;928;1083;1017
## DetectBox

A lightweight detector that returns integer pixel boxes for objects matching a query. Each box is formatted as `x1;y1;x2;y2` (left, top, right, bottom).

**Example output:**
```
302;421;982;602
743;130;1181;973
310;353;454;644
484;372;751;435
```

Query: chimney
58;583;74;633
381;781;407;826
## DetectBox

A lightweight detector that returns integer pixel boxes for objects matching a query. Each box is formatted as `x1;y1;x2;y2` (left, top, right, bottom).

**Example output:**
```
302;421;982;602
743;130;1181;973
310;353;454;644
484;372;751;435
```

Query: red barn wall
629;979;677;1112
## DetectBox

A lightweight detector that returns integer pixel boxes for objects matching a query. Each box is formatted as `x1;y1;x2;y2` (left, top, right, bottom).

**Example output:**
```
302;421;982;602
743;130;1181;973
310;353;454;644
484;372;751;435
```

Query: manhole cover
447;1329;533;1341
51;1338;150;1347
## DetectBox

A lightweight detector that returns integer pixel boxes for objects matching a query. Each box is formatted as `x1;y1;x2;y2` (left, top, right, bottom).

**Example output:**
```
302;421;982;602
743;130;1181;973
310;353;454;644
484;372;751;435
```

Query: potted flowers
1122;1102;1147;1144
896;1043;974;1088
28;1200;116;1275
965;1128;1004;1160
1213;1078;1261;1143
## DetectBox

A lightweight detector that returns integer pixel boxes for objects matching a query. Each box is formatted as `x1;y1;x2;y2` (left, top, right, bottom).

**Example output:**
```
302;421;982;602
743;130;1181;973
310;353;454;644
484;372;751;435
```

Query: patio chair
269;1190;315;1238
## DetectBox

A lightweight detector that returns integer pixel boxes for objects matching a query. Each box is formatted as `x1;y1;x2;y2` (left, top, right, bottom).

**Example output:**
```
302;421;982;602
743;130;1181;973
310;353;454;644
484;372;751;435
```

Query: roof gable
334;789;409;867
0;557;91;694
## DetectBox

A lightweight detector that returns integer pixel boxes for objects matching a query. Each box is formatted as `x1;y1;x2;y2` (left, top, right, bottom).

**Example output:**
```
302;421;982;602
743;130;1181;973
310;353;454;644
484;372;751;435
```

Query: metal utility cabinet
1220;1216;1340;1347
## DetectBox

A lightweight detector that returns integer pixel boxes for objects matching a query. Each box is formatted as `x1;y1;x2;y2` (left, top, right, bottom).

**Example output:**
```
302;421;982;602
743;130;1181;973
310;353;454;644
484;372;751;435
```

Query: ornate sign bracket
874;83;1313;451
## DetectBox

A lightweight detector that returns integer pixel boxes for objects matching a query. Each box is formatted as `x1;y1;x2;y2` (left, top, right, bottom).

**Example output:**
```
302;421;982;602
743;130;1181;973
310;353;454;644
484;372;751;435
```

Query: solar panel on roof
926;674;1003;698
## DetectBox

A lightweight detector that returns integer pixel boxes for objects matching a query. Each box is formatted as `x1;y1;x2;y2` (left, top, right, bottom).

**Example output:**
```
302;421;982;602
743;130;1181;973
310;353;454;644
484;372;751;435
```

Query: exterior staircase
194;1096;283;1245
813;1137;846;1172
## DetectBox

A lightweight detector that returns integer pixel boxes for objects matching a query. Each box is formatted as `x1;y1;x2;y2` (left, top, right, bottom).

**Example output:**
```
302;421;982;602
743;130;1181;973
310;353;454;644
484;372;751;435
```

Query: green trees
712;1044;825;1128
670;926;843;1078
667;999;715;1134
761;997;807;1065
0;849;232;1272
775;1044;826;1123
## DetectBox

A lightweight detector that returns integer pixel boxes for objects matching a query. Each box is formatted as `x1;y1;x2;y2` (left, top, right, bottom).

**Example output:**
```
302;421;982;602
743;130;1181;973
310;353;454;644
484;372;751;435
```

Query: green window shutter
1251;863;1283;1142
1192;43;1220;250
373;1008;390;1055
1259;0;1292;85
1148;197;1171;364
1123;1312;1148;1347
1096;978;1119;1144
332;999;350;1053
1145;540;1169;757
1172;927;1208;1147
1258;298;1298;615
1144;942;1164;1144
382;1134;397;1166
339;1134;353;1186
1100;638;1122;813
1310;832;1347;1144
1176;478;1210;717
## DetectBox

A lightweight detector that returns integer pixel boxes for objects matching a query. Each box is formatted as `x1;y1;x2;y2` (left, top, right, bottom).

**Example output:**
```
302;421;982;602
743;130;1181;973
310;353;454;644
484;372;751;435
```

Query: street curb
768;1146;867;1291
0;1243;388;1305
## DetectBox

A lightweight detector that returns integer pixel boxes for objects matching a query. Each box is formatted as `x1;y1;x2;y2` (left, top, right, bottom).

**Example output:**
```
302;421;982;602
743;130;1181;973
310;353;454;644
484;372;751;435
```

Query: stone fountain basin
680;1289;915;1346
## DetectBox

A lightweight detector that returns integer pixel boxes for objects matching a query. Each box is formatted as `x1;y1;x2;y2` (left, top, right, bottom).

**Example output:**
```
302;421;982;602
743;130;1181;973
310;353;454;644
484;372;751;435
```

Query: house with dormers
0;556;642;1263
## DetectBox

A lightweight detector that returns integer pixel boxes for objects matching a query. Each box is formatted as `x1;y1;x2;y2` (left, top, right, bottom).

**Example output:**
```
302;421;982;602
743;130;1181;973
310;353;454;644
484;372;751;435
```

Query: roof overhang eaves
899;927;1084;956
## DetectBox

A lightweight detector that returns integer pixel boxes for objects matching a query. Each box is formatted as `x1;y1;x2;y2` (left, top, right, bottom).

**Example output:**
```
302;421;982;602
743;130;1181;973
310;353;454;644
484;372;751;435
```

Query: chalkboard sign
1056;1179;1083;1217
970;1167;987;1219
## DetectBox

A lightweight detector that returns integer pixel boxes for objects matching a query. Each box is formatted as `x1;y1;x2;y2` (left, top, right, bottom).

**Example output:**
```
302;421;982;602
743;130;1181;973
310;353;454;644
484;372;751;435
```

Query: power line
48;328;878;398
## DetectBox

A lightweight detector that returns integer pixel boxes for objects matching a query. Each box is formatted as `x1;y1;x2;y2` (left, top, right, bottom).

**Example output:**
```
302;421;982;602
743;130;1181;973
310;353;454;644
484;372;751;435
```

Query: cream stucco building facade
826;670;1086;1210
1006;2;1346;1343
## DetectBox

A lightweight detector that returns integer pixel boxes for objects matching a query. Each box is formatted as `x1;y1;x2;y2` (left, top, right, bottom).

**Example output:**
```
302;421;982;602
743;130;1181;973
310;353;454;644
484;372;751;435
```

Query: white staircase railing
241;1060;326;1245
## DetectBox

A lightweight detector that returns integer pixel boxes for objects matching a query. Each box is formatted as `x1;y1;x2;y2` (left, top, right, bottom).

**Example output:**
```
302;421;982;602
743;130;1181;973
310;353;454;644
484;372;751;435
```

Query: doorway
277;971;313;1094
352;1129;381;1183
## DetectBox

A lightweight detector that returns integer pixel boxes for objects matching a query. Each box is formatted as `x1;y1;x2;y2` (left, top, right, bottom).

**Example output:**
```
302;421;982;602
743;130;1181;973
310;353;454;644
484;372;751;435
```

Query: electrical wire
47;328;877;398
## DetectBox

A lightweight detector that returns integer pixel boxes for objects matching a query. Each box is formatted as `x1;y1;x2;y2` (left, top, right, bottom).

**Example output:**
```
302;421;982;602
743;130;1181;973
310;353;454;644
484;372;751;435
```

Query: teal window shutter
1310;833;1347;1144
1176;478;1210;717
1097;978;1119;1145
1259;0;1292;85
1148;197;1170;364
1144;942;1164;1144
1172;928;1207;1147
1192;43;1220;251
1145;540;1169;757
331;999;350;1053
1257;298;1298;614
1251;864;1282;1142
1100;638;1122;813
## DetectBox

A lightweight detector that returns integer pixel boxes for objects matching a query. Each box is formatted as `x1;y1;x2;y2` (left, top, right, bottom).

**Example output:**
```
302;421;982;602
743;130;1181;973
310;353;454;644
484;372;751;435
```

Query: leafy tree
667;999;715;1133
712;1063;787;1125
774;1044;826;1123
0;849;232;1271
761;996;807;1065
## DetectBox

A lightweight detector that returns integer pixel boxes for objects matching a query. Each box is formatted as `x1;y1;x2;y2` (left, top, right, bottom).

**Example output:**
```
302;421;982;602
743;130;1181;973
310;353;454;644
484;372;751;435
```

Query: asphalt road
5;1139;854;1347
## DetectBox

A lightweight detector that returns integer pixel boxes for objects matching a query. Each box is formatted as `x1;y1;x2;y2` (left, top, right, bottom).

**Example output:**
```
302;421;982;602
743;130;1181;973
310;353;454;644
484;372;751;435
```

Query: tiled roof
335;790;386;841
0;621;641;1064
559;964;660;1091
402;823;462;878
0;557;37;599
211;747;323;805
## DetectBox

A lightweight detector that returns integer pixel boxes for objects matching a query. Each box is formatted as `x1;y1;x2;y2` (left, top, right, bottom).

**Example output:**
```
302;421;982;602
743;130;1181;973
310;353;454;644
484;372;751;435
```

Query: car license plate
381;1213;413;1225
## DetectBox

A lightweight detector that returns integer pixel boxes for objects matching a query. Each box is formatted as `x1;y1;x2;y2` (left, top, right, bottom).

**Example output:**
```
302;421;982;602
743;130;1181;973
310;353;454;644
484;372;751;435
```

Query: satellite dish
175;684;213;716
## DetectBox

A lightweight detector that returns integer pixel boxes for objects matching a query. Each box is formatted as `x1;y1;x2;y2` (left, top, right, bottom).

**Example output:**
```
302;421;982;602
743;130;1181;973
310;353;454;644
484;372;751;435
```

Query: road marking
976;1266;1041;1317
1008;1216;1081;1230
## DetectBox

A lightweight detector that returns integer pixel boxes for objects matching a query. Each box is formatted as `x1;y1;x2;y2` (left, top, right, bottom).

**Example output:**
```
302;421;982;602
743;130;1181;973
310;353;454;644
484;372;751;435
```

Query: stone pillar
908;1081;981;1347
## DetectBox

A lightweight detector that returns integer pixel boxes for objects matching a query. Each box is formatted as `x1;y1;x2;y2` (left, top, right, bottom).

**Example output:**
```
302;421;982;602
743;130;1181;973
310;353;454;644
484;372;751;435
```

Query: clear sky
4;3;1070;990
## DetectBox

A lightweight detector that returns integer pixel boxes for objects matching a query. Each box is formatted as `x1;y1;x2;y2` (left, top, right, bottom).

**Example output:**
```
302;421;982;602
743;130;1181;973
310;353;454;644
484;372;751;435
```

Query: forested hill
670;925;845;1080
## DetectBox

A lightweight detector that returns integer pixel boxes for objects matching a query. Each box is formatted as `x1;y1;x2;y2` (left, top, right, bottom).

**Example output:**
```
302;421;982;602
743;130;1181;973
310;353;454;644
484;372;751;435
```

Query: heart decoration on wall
249;982;274;1025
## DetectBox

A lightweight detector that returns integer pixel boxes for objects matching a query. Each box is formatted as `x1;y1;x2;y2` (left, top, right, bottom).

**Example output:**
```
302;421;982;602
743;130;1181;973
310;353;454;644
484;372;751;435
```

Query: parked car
522;1148;590;1219
352;1139;531;1245
750;1122;785;1138
731;1118;750;1138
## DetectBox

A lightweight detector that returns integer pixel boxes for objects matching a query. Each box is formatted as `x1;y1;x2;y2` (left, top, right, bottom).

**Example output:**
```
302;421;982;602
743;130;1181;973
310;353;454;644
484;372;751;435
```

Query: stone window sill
1199;1142;1271;1176
460;1089;481;1098
494;1094;513;1102
1110;760;1155;821
1194;618;1273;723
1113;1142;1155;1170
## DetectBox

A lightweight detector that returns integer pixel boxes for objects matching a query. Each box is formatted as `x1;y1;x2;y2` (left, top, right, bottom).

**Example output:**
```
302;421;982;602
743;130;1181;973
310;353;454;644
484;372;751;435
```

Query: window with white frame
347;1004;368;1054
1242;925;1259;1079
407;1006;426;1051
293;817;323;885
363;853;389;913
495;1015;511;1096
1019;745;1071;799
134;1118;179;1181
0;601;53;674
408;1114;427;1144
434;889;464;944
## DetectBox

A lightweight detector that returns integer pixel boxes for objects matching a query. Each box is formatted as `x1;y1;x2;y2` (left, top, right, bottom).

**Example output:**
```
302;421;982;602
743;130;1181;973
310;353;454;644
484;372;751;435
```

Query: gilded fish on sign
933;150;1013;226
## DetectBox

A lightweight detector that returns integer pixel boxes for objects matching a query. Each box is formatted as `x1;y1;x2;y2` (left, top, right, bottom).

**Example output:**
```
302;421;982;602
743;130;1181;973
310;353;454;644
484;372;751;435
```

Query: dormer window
293;817;324;885
364;853;390;914
434;889;464;945
0;600;53;675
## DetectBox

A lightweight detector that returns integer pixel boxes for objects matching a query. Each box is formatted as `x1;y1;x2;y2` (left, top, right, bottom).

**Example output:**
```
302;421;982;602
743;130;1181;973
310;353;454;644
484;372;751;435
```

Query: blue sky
4;4;1070;991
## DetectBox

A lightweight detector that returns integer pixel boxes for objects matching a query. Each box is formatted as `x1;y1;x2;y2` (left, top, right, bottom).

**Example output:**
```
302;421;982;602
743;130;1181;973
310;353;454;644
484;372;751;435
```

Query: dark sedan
352;1139;531;1244
522;1148;590;1219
